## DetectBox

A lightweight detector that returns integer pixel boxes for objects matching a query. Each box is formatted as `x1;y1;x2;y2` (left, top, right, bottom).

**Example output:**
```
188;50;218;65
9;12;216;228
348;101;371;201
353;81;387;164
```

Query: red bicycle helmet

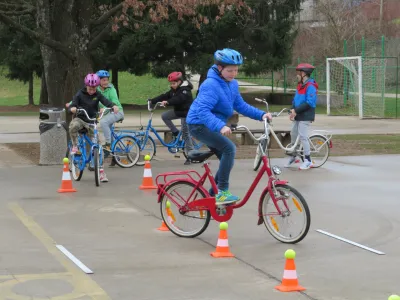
168;71;183;82
296;63;315;75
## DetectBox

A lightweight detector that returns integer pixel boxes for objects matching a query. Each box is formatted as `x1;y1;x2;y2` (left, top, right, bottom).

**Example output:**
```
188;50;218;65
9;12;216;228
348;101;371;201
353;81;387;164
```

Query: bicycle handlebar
254;97;290;118
76;107;112;122
232;118;269;143
147;101;165;112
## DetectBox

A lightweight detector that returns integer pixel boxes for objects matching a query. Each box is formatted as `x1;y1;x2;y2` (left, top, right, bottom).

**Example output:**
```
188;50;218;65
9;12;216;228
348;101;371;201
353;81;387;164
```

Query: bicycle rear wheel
308;135;330;168
160;181;211;238
94;148;100;187
136;135;156;166
260;184;310;244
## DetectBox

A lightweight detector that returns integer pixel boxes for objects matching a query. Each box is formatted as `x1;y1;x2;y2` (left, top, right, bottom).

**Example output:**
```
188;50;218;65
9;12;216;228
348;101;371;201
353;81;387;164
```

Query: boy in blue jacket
286;63;318;170
186;48;271;205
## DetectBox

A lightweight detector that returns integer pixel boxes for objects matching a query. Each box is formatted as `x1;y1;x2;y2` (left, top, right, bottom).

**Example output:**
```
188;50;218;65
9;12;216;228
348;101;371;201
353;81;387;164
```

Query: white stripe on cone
216;239;229;247
143;168;152;177
283;269;298;279
62;172;71;180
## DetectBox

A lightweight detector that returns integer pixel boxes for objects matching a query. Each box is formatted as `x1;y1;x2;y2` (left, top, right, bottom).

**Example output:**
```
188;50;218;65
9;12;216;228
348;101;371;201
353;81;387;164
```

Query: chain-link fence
237;36;399;118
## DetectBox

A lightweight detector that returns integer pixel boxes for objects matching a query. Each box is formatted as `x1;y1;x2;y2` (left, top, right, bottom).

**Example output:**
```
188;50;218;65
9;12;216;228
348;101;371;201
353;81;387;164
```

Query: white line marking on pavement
56;245;94;274
315;229;385;255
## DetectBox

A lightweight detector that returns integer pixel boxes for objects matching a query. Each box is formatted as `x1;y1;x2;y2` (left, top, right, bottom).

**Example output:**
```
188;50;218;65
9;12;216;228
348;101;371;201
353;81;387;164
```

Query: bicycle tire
94;148;100;187
66;142;84;181
298;134;330;168
260;184;310;244
160;180;211;238
253;139;268;171
136;135;156;166
112;136;140;168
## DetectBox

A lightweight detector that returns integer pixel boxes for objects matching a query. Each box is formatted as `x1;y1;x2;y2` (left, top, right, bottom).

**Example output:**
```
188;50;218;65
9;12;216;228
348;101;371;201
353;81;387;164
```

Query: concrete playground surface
0;155;399;299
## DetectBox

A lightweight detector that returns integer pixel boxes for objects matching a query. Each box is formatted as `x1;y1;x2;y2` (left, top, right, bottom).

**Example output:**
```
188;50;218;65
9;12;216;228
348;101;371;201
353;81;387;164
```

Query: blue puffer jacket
186;65;266;132
292;78;318;122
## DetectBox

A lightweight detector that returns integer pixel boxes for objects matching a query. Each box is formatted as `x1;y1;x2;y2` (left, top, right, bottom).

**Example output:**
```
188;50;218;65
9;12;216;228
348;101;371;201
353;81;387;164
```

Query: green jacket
68;84;123;113
98;84;123;113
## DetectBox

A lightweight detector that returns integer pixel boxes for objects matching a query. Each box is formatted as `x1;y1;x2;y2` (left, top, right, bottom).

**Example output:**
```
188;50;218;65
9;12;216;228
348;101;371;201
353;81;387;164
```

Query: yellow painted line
8;203;111;299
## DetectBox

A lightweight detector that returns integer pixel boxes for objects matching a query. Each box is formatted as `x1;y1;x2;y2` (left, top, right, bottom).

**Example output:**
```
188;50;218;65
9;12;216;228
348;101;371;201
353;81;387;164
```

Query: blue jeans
100;111;124;143
188;124;236;191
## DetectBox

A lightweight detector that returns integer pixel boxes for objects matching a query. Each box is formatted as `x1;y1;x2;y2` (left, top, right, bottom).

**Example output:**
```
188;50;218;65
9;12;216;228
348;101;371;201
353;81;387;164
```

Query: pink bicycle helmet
84;73;100;87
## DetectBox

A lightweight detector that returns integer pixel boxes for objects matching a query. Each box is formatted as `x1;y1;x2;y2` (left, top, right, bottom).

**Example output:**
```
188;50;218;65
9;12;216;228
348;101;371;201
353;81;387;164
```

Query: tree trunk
36;0;94;109
111;68;119;97
28;72;34;105
39;74;49;105
196;72;208;97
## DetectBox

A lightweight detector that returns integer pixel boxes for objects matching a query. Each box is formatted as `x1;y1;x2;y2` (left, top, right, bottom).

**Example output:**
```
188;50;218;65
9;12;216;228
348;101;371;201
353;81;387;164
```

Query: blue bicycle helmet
96;70;110;78
214;48;243;66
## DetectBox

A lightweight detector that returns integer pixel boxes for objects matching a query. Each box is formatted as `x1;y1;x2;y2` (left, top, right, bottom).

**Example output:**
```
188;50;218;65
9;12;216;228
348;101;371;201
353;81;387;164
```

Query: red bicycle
156;113;311;244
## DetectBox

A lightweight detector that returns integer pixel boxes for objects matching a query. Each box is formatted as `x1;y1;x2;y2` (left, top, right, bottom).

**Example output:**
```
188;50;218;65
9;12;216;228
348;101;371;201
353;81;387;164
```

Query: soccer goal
326;56;389;119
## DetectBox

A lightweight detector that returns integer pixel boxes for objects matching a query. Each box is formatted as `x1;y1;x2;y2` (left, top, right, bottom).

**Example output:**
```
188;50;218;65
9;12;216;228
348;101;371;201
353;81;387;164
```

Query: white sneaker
284;156;297;168
299;160;313;170
100;169;109;182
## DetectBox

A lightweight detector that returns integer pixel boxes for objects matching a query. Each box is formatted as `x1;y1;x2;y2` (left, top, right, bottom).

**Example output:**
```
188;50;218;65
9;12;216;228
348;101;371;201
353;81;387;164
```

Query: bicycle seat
188;150;214;163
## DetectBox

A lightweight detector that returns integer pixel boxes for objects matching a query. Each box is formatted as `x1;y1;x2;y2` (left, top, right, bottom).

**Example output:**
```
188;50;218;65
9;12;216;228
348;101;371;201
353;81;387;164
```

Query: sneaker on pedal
299;160;313;170
215;190;240;206
284;156;297;168
100;169;109;182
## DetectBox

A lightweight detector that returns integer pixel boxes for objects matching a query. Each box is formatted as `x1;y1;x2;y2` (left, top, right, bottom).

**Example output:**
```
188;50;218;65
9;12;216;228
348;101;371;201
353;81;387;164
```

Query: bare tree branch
88;23;111;50
0;11;74;59
91;2;123;26
0;1;34;10
0;8;34;16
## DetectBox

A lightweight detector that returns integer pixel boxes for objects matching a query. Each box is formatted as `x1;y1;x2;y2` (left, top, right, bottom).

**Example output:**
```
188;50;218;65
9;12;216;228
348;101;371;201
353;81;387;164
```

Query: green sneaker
215;190;240;206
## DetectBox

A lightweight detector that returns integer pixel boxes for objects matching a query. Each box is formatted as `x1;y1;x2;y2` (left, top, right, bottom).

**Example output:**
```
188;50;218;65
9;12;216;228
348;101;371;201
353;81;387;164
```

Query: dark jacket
292;79;318;122
69;87;114;123
150;80;194;117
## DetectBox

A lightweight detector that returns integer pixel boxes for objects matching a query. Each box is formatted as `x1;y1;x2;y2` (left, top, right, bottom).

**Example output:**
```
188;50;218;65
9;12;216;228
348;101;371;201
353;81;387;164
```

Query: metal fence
237;35;400;117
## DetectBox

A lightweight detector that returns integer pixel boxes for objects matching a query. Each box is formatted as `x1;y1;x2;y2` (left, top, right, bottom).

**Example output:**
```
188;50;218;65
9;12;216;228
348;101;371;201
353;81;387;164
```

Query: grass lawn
0;70;172;106
0;68;396;118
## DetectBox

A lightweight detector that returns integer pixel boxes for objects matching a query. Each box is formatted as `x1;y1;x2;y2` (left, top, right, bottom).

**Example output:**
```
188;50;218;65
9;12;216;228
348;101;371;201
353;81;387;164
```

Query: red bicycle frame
156;155;288;223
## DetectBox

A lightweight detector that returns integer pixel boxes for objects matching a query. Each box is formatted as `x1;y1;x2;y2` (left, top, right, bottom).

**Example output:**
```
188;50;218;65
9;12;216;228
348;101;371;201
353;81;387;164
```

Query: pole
379;0;384;32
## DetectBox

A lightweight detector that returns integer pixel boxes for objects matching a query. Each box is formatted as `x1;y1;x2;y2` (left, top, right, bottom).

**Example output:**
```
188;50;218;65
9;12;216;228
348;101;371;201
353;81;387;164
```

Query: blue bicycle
66;108;139;186
132;101;204;166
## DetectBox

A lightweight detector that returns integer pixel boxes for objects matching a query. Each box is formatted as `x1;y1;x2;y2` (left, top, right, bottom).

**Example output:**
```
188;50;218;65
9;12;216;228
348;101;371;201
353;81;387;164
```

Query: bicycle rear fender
257;179;288;225
156;178;209;203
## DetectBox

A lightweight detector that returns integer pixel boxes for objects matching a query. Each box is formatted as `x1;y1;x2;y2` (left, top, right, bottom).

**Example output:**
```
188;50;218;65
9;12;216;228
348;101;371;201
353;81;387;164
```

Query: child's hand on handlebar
161;100;168;106
70;107;77;114
112;105;119;113
262;113;272;121
220;126;232;136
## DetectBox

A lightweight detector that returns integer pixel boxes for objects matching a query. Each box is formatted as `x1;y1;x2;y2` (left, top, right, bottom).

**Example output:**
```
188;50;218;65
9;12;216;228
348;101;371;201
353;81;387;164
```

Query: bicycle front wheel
160;181;211;238
112;136;140;168
260;184;310;244
94;148;100;187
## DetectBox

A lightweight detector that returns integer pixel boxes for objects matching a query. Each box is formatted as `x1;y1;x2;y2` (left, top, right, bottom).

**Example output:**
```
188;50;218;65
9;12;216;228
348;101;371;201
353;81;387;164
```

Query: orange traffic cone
157;201;176;231
57;158;77;193
157;221;169;231
139;155;157;190
210;222;234;258
275;249;305;292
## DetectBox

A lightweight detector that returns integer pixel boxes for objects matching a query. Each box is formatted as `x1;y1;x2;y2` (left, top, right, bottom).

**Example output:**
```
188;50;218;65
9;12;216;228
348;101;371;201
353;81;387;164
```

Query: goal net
326;56;388;119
